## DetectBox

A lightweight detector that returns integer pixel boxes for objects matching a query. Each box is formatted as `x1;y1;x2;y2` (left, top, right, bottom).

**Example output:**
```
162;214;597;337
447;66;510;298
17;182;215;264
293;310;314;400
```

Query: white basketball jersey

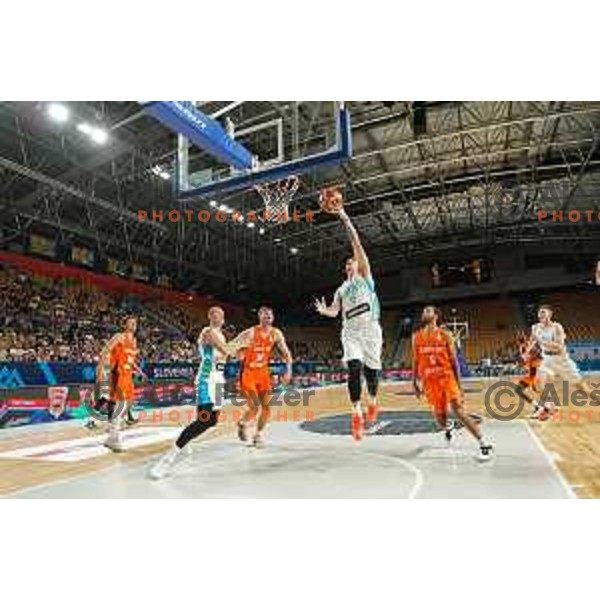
335;274;380;330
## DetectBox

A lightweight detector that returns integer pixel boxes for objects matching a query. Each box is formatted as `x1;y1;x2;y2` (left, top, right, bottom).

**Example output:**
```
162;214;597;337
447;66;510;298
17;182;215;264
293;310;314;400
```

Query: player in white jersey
315;196;382;441
528;304;592;417
149;306;233;479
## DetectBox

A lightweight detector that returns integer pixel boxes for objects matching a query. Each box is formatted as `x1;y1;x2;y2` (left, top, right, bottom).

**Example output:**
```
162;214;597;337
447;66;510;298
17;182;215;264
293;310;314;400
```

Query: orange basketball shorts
518;363;540;390
422;374;461;412
240;366;271;404
112;371;134;403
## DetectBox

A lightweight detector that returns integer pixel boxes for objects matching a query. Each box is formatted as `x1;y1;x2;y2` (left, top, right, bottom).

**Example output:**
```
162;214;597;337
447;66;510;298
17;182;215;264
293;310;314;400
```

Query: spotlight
247;222;255;229
47;103;69;123
219;204;228;212
150;165;170;181
259;227;265;235
89;127;108;144
290;247;299;255
77;122;93;135
77;122;108;144
209;200;217;208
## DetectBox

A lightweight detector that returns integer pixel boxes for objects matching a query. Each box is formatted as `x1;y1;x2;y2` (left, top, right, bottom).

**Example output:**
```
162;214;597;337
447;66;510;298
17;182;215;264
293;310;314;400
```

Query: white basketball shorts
538;353;582;384
341;321;383;370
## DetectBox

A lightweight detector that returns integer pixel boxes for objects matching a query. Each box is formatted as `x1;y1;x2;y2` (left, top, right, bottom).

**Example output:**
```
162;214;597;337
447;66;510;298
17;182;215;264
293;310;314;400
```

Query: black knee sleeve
364;366;379;398
176;407;219;449
347;360;363;404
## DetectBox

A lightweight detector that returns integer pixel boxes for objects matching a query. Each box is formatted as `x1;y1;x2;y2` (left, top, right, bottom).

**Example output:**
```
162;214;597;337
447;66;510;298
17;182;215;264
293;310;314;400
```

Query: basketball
319;187;344;214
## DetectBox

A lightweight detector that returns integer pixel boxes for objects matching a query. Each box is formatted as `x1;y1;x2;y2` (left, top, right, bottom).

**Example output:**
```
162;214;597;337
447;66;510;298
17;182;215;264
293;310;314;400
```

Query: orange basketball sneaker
366;403;379;424
351;413;364;441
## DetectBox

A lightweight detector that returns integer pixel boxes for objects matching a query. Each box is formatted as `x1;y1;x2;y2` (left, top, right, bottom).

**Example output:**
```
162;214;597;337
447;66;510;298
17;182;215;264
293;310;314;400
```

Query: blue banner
0;362;97;389
144;101;254;170
0;360;320;389
568;342;600;371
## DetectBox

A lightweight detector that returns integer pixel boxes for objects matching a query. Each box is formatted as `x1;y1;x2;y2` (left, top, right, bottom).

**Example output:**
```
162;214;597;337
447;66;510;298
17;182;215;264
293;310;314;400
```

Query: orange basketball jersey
111;334;137;375
518;341;541;389
243;326;275;370
414;327;455;381
520;342;542;370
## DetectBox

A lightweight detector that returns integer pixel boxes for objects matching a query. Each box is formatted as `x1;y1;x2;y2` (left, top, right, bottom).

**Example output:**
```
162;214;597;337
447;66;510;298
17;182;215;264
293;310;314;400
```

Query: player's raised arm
339;209;371;279
314;291;341;318
274;328;293;383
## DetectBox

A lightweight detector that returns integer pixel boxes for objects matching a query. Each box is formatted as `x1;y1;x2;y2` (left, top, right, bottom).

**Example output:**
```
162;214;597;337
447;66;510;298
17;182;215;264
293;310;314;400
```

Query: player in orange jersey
413;306;493;461
233;306;293;447
515;331;548;419
103;315;147;452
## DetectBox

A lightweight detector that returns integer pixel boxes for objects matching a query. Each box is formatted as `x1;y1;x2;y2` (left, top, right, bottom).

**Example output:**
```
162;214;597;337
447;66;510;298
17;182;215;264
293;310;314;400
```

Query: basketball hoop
254;175;300;222
442;319;469;349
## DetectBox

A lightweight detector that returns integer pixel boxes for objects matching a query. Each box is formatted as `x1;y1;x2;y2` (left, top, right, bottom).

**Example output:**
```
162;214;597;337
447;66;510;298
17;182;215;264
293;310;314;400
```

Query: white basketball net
254;175;300;222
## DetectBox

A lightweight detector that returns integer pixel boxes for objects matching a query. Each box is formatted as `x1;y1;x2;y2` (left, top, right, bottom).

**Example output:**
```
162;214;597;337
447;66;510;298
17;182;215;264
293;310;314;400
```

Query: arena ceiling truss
0;101;599;302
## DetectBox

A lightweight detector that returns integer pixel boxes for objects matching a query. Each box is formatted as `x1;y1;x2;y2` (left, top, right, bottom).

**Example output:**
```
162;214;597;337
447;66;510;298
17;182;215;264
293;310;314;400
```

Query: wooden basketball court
2;378;599;499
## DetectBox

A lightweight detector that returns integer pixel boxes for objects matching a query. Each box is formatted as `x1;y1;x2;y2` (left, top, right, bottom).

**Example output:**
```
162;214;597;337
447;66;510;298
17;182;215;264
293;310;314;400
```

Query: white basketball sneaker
104;426;124;453
444;419;456;443
476;442;494;462
149;447;180;480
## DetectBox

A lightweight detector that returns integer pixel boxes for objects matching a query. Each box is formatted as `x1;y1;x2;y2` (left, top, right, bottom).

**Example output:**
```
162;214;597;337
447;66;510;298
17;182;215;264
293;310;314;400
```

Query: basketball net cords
254;176;300;222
